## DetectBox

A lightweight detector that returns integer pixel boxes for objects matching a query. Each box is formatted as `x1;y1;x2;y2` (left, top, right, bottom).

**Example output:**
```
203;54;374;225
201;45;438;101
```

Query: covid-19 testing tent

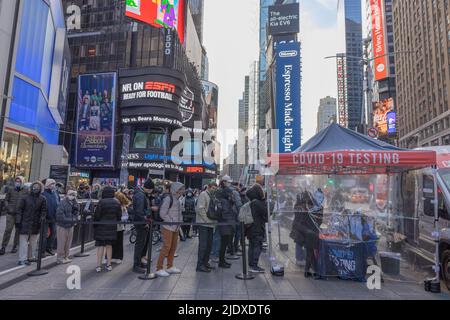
265;123;442;292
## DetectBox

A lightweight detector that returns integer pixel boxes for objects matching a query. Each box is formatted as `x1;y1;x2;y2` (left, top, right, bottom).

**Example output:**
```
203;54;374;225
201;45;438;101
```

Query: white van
399;146;450;290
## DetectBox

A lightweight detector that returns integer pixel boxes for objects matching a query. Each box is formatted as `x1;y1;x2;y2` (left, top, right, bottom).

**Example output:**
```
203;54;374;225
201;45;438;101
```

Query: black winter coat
94;198;122;241
215;187;236;236
131;188;150;223
245;186;268;239
291;211;322;250
16;193;47;235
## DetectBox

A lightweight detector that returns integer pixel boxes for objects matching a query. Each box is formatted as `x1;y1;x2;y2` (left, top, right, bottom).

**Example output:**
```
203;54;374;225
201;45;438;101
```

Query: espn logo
145;82;175;93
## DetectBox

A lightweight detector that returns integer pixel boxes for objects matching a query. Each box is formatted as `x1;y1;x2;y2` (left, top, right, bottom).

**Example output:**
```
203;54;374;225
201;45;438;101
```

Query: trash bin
379;252;401;275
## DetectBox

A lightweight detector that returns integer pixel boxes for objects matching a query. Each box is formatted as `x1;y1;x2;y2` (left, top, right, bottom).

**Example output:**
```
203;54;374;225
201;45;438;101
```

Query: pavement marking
0;265;25;276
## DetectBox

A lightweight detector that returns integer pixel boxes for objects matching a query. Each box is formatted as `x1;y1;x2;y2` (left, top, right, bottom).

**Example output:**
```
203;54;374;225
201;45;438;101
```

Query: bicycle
129;224;161;245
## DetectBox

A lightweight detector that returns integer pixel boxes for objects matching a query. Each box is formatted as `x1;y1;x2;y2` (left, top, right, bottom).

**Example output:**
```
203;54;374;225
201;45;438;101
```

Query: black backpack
206;192;222;221
153;193;173;222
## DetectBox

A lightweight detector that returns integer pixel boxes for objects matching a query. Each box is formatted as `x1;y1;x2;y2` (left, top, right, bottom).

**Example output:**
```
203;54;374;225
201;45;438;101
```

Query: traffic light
328;178;335;185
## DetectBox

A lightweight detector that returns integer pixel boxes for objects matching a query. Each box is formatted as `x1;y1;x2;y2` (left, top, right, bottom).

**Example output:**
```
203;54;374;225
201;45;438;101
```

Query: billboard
268;3;300;36
370;0;388;81
201;80;219;129
373;98;394;137
75;73;117;168
125;0;185;44
275;41;301;153
387;111;397;135
336;55;348;127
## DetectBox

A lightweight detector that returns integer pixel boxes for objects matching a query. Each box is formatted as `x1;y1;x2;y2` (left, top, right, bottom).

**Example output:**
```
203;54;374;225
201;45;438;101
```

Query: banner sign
387;111;397;135
275;41;301;153
268;3;300;36
370;0;388;81
336;55;348;127
75;73;117;168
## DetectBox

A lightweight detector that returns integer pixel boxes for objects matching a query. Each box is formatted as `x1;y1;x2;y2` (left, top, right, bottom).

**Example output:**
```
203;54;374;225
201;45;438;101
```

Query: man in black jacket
0;176;25;255
16;181;47;266
132;179;154;273
245;183;268;273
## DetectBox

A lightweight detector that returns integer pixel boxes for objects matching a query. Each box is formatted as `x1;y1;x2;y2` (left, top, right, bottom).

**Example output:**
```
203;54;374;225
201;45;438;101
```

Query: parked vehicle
350;188;369;203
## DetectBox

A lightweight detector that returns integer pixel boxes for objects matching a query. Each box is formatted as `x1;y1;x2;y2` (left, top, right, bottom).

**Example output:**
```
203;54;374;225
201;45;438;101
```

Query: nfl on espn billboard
268;3;300;36
125;0;186;44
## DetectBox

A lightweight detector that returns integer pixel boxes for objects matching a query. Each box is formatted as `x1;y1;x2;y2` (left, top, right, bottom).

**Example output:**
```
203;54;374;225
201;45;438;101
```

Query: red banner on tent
272;150;437;175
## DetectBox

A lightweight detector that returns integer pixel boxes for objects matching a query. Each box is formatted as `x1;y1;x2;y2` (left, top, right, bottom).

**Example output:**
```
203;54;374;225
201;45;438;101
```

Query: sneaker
226;254;240;260
0;247;5;255
205;263;216;270
10;247;18;254
28;257;37;263
105;265;113;272
62;258;72;264
218;262;231;269
166;267;181;274
174;252;179;258
95;266;102;273
111;259;122;265
18;261;29;266
156;269;170;277
211;257;219;263
46;249;55;256
249;266;265;273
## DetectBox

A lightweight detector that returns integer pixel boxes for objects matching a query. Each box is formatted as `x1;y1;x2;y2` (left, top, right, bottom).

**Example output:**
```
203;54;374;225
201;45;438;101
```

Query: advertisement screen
125;0;185;44
370;0;388;81
373;98;394;137
387;111;397;135
276;41;301;153
268;3;299;36
75;73;117;168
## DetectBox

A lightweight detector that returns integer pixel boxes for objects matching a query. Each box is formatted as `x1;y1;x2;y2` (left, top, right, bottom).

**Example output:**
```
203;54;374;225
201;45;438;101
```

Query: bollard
75;207;90;258
139;220;157;280
28;216;49;277
235;222;254;280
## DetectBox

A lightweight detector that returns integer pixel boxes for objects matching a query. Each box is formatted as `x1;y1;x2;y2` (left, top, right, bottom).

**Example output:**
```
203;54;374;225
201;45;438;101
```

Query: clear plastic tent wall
266;172;440;291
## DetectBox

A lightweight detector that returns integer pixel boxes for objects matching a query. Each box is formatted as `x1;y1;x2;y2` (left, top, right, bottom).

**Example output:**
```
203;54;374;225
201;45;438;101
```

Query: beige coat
195;190;215;228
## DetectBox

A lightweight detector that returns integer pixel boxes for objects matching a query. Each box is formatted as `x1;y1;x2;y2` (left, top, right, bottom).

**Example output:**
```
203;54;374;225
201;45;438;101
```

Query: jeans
133;225;147;267
295;242;305;262
219;234;233;264
233;223;242;252
157;228;179;271
197;226;214;268
19;234;38;262
56;226;74;261
1;214;19;249
248;235;263;267
210;228;221;258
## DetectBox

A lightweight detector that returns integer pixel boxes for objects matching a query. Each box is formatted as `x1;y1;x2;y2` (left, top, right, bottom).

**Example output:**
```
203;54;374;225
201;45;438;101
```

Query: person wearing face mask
55;190;80;264
215;175;237;268
0;176;26;255
15;181;47;265
155;182;185;277
41;179;60;256
181;189;196;239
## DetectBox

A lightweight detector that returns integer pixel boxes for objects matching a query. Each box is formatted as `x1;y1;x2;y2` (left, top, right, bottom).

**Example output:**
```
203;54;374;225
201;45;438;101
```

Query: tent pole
432;168;441;287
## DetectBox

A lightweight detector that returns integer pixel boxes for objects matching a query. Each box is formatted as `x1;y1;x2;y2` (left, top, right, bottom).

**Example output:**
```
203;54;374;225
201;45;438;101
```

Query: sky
203;0;345;160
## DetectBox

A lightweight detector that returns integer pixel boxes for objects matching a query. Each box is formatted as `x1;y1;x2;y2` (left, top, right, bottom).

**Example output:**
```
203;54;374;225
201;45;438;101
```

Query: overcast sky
203;0;353;159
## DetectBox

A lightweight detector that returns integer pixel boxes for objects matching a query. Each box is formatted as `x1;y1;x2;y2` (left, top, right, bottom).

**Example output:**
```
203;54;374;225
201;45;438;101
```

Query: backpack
238;201;254;225
153;193;173;222
206;192;222;221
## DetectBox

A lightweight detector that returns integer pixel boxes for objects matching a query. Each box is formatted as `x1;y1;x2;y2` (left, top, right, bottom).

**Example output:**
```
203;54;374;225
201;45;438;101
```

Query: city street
0;224;449;300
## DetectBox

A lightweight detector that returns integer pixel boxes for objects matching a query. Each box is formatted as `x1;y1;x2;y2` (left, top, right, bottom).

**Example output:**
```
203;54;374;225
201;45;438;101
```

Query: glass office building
337;0;364;130
0;0;69;186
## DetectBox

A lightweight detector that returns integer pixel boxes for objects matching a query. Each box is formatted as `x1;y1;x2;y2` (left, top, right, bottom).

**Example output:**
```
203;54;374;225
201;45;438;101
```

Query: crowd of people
0;174;270;276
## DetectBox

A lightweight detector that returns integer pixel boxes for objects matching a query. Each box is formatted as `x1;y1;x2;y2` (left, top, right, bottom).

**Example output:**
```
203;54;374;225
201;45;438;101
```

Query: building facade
0;0;70;187
393;0;450;148
337;0;364;131
63;0;216;188
317;96;337;133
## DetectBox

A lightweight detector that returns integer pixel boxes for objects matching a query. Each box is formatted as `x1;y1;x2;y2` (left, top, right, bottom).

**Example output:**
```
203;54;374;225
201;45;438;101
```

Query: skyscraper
317;96;337;133
337;0;364;130
393;0;450;147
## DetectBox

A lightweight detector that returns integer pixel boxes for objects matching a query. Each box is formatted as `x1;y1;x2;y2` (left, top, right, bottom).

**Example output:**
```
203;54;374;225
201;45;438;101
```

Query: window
132;129;166;149
423;175;435;217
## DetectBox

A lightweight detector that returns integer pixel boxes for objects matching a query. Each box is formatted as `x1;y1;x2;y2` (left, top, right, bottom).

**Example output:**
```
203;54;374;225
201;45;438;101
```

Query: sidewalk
0;230;449;300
